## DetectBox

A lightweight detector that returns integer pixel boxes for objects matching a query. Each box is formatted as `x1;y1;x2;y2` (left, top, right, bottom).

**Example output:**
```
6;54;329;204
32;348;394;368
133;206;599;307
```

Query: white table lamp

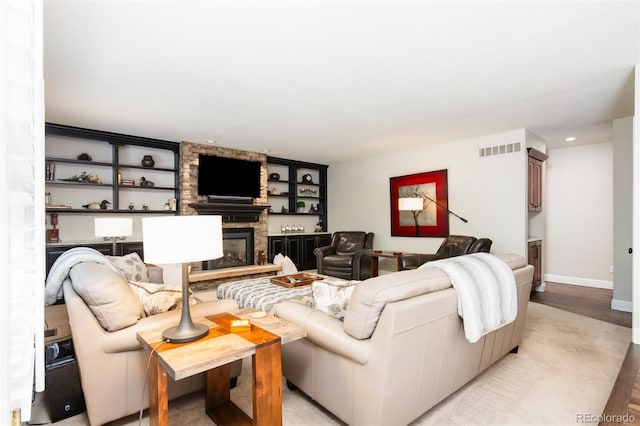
142;215;223;343
94;217;133;254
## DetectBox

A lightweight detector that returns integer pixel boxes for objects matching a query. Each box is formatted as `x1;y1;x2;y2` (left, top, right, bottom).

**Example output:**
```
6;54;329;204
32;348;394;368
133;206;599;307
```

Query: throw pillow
69;262;143;331
107;252;150;282
128;281;197;316
274;253;298;276
312;278;359;320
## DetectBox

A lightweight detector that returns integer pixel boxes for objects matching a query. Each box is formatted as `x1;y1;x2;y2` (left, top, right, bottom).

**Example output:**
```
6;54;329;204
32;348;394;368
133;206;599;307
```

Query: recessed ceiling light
564;137;576;142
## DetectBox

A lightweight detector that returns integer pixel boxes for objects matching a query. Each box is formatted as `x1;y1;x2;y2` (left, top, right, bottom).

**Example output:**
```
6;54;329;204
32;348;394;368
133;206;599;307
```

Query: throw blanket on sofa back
422;252;517;343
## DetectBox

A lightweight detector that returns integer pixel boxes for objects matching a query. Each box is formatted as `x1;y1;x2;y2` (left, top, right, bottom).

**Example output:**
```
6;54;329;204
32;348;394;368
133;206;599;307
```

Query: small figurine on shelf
257;250;266;265
315;220;323;233
77;153;92;161
82;200;110;210
46;214;59;243
141;155;155;167
142;204;149;211
128;202;135;210
139;177;154;187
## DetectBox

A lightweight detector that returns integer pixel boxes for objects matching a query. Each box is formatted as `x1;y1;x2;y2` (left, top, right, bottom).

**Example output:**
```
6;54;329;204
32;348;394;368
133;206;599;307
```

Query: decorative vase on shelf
141;155;155;167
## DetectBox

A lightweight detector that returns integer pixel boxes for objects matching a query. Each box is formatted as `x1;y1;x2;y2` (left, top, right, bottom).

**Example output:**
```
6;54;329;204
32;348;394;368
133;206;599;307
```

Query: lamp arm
422;195;468;223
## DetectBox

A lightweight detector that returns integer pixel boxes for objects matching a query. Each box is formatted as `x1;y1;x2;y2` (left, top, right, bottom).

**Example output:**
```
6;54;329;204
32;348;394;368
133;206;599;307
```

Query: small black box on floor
45;356;85;422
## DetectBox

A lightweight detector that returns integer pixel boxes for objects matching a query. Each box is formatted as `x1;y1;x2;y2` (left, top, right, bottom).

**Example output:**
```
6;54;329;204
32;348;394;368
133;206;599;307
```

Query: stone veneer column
180;142;269;272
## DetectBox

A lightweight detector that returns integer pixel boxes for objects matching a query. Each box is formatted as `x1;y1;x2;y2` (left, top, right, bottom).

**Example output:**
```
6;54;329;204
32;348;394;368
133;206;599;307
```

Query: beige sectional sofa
275;253;534;425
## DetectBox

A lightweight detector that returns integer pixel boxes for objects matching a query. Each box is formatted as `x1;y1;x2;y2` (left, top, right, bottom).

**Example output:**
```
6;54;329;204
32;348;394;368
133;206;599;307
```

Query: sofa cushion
69;262;143;331
107;252;149;282
312;278;360;320
128;281;196;316
343;267;452;339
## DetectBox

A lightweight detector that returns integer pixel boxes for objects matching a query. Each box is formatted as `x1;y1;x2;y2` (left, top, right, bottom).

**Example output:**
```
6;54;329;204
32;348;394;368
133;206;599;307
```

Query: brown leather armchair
399;235;492;270
314;231;374;280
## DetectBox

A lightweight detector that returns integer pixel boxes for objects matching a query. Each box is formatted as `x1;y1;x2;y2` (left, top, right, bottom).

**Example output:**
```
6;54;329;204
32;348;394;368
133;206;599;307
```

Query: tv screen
197;154;261;199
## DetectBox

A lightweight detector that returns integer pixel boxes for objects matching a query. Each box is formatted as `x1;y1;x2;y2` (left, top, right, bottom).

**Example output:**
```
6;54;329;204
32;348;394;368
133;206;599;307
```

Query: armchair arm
314;246;337;274
399;254;440;270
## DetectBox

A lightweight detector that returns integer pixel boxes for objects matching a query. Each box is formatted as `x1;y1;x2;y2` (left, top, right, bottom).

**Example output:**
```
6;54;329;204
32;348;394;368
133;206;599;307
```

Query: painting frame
390;169;449;237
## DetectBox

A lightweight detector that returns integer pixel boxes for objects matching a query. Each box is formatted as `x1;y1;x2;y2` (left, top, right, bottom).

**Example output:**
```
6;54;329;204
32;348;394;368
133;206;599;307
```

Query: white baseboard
611;299;633;313
543;274;613;290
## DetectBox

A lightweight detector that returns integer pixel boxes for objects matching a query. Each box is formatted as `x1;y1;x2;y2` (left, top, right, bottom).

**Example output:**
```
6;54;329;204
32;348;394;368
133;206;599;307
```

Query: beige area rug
30;302;630;426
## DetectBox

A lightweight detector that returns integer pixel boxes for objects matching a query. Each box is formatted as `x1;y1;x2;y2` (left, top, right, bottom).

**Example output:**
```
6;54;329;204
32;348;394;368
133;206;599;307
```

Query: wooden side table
369;251;412;277
137;309;305;426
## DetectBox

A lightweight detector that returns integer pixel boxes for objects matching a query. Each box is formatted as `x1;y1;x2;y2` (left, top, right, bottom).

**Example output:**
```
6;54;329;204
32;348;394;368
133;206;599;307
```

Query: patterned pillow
107;252;150;282
312;278;360;320
128;281;197;316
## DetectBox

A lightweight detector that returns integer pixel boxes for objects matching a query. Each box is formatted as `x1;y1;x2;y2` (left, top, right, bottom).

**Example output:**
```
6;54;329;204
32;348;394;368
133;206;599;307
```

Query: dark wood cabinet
528;239;542;290
527;148;548;212
46;241;144;275
268;233;331;270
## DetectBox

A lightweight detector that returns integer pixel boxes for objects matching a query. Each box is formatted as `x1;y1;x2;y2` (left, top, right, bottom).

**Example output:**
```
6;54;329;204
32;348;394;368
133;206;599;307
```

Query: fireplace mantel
188;203;270;222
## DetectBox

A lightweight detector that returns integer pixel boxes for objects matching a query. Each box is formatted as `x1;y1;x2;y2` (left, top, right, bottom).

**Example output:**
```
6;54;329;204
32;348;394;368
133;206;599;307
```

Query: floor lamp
94;217;133;255
142;215;223;343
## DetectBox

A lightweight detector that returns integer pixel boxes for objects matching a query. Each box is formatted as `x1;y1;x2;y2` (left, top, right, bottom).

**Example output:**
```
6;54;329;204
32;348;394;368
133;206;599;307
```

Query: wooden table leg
148;354;168;426
253;340;282;426
370;256;380;278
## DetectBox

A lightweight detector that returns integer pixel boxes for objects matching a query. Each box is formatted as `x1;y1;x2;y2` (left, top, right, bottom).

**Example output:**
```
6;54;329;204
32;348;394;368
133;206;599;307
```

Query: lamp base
162;322;209;343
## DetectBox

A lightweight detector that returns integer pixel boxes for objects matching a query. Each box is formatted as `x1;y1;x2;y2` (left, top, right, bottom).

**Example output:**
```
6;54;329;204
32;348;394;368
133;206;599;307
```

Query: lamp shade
142;215;223;264
398;197;424;211
94;217;133;238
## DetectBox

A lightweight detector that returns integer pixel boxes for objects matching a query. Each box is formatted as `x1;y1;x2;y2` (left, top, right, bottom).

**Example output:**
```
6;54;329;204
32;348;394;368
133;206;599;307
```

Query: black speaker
46;358;85;422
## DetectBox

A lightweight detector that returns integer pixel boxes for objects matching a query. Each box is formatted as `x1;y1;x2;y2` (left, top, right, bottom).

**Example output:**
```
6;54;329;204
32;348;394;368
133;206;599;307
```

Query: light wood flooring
530;282;636;425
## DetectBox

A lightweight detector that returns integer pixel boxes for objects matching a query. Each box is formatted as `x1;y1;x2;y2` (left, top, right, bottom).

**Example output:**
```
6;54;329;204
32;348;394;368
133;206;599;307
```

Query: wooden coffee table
137;308;305;426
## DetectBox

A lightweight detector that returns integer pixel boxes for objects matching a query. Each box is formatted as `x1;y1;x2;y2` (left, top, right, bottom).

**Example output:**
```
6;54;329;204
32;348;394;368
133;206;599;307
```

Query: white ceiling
43;1;639;165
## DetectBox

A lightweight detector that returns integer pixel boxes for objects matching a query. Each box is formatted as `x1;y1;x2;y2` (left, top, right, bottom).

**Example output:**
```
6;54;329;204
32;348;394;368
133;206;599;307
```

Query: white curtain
0;0;45;422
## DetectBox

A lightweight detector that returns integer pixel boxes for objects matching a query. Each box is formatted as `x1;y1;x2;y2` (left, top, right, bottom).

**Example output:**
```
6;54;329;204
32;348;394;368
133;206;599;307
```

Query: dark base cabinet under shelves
268;233;331;271
46;242;144;275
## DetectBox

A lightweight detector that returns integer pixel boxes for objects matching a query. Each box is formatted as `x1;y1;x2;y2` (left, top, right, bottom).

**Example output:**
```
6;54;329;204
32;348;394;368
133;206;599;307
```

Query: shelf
119;185;178;191
45;157;112;167
118;164;177;172
45;208;176;214
45;180;114;188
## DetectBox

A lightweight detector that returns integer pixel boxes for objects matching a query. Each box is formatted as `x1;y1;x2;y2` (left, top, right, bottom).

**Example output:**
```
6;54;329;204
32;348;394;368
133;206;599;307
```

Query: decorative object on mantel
77;153;92;161
315;220;323;233
257;250;266;265
296;200;306;213
269;172;280;181
141;155;155;167
139;177;154;187
82;200;110;210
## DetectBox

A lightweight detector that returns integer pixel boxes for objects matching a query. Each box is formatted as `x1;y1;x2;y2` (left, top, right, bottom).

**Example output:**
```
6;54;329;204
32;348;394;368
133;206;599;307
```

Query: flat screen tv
197;154;261;200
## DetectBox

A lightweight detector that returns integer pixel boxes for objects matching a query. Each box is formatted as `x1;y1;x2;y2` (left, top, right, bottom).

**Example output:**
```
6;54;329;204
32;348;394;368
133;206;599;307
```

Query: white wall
328;129;528;272
545;142;614;288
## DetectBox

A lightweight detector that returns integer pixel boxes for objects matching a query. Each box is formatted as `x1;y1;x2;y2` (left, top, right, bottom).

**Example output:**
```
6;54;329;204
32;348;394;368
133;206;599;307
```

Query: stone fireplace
202;227;254;270
180;142;269;274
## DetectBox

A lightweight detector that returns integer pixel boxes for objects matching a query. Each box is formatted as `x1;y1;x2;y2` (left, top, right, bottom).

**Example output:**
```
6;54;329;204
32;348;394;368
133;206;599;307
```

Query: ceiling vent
479;142;521;158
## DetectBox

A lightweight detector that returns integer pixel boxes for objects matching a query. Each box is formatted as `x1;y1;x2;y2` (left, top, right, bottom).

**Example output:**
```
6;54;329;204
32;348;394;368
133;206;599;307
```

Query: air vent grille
479;142;521;157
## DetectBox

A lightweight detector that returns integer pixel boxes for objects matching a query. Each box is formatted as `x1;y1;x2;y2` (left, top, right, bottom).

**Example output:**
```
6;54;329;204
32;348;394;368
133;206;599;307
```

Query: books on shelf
120;180;135;186
46;204;72;209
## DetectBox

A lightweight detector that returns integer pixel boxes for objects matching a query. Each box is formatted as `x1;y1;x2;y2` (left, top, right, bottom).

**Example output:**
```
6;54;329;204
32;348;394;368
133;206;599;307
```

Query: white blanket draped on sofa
422;252;517;343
